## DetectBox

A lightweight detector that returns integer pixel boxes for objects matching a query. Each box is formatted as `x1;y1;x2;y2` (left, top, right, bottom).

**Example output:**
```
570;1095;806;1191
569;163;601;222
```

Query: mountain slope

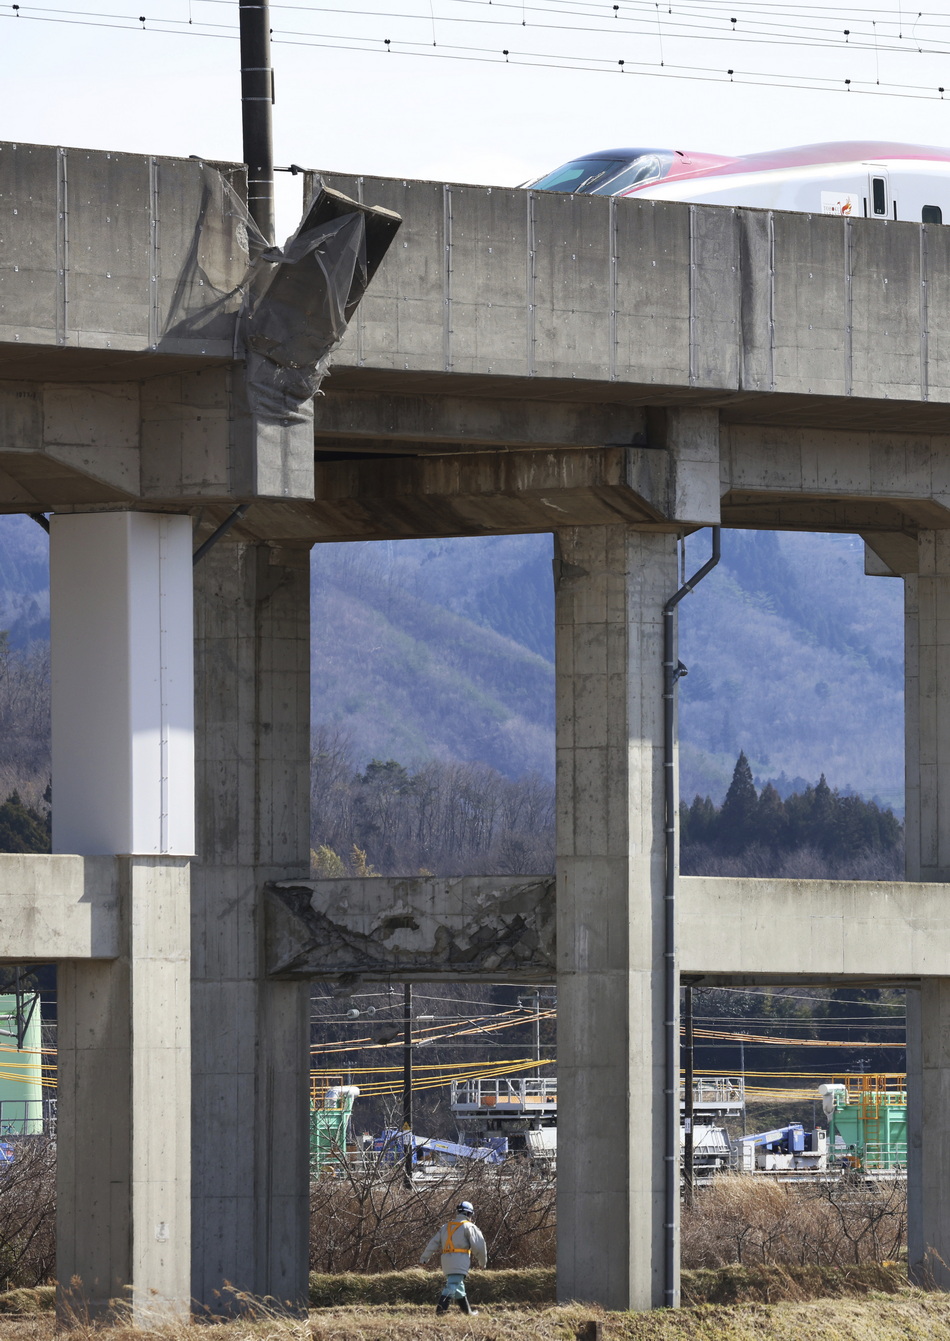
0;517;905;809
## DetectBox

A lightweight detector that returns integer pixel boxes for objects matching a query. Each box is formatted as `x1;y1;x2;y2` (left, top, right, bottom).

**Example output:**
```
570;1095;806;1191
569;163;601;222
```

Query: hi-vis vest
443;1220;468;1255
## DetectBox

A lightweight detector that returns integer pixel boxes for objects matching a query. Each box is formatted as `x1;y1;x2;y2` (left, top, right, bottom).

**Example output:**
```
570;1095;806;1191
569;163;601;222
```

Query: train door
867;168;891;218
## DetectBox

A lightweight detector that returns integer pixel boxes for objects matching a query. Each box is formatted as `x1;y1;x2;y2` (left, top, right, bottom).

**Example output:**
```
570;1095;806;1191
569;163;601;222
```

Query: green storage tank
310;1084;359;1173
819;1076;906;1171
0;994;44;1136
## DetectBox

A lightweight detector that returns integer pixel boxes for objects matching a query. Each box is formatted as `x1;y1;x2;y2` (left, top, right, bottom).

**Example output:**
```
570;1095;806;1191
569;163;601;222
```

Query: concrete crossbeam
679;877;950;980
267;875;555;980
0;854;119;960
315;390;648;452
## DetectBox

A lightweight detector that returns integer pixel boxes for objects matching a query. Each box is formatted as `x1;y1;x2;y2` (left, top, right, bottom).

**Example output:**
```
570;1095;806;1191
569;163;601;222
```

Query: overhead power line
5;1;950;102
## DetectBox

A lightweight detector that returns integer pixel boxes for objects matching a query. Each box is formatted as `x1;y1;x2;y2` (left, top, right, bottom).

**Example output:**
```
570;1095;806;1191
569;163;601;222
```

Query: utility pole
683;985;695;1207
239;0;275;244
402;983;413;1187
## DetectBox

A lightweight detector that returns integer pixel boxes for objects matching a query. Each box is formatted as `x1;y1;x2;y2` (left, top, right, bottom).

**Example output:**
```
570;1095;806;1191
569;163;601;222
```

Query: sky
5;1;950;237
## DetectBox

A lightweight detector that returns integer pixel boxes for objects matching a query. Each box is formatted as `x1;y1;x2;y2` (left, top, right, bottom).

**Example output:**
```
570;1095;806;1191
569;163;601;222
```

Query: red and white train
526;142;950;223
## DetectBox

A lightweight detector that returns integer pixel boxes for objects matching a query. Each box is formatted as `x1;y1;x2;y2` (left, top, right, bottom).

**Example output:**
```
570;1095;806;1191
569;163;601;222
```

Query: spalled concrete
267;875;555;980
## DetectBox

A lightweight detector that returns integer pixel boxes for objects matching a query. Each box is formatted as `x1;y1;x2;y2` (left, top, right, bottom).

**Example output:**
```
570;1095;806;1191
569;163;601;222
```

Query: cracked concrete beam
265;875;555;982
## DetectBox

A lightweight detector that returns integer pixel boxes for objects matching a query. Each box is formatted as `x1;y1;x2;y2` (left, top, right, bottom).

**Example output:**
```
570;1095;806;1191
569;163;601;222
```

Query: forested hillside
0;516;905;815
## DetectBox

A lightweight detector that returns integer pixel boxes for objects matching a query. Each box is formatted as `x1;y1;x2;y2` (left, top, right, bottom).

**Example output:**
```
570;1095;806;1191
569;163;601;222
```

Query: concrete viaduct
1;140;949;1319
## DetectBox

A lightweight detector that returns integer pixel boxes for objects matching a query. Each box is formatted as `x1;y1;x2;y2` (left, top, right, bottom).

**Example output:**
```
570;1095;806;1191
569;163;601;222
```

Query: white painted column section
554;525;677;1311
191;542;311;1311
51;511;194;857
905;533;950;1287
51;512;193;1321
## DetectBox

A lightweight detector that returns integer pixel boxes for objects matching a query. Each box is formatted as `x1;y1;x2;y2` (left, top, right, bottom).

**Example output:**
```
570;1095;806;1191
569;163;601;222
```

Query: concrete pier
554;526;677;1310
191;542;311;1310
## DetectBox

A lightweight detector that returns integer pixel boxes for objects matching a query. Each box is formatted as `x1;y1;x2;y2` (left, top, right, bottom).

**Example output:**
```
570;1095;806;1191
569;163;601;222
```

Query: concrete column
907;982;950;1287
554;525;678;1311
57;858;191;1322
191;541;311;1311
52;512;193;1323
905;533;950;1286
50;512;195;857
904;530;950;880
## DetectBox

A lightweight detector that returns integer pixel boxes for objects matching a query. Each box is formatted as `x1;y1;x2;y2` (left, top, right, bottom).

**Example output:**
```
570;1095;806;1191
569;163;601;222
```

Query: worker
419;1199;488;1315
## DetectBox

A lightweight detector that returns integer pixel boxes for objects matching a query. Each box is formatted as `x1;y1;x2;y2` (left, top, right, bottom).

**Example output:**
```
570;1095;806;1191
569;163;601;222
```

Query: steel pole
683;986;695;1207
403;983;413;1186
239;0;275;244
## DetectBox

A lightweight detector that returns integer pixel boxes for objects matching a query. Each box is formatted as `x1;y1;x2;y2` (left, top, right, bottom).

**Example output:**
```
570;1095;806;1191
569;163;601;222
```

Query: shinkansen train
526;142;950;223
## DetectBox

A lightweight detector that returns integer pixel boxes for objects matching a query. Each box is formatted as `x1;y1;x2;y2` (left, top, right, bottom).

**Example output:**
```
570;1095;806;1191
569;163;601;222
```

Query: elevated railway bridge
0;141;948;1317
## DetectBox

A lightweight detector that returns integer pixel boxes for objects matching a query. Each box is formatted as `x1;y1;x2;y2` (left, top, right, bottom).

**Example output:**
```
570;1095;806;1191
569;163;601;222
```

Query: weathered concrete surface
267;875;555;980
907;983;950;1289
679;876;950;980
0;144;316;506
191;541;310;1311
57;856;191;1323
905;531;950;881
0;854;119;960
0;144;246;365
554;524;676;1312
319;172;950;425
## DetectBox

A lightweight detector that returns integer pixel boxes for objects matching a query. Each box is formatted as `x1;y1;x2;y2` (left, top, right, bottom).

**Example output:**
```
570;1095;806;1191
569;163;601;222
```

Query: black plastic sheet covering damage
242;209;368;424
160;165;401;426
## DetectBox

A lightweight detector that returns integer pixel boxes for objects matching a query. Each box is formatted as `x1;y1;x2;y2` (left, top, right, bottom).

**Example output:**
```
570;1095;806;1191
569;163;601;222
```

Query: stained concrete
267;875;555;980
190;541;311;1310
554;524;676;1311
0;855;119;960
57;857;191;1323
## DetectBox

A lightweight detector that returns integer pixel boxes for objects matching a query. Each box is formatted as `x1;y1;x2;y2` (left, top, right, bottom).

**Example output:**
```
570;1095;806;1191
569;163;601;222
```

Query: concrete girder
268;870;950;984
315;389;649;453
306;447;667;540
266;876;555;980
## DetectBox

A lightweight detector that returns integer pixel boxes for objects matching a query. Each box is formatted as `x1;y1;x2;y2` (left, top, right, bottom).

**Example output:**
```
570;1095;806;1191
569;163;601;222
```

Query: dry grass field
2;1295;950;1341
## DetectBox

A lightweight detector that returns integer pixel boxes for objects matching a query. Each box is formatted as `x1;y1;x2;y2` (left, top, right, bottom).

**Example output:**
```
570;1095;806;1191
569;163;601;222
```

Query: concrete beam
679;876;950;979
316;390;648;452
0;855;119;960
302;447;666;541
719;426;950;520
266;875;555;980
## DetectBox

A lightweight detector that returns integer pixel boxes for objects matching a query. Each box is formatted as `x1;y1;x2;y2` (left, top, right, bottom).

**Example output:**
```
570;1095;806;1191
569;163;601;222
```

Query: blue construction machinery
374;1127;506;1167
732;1122;828;1173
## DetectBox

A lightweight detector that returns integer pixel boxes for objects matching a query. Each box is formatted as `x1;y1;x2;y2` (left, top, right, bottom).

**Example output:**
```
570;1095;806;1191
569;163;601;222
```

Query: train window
872;177;887;215
923;205;943;225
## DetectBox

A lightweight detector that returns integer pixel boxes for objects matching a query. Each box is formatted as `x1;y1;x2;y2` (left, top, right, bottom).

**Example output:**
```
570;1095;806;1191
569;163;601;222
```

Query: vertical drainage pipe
662;525;720;1307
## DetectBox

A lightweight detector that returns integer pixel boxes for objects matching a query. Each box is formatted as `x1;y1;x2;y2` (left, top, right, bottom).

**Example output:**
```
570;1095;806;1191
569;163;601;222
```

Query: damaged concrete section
266;875;555;981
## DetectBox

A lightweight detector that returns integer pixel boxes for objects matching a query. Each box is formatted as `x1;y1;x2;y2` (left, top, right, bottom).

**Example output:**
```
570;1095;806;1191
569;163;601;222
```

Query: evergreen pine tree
718;751;758;855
